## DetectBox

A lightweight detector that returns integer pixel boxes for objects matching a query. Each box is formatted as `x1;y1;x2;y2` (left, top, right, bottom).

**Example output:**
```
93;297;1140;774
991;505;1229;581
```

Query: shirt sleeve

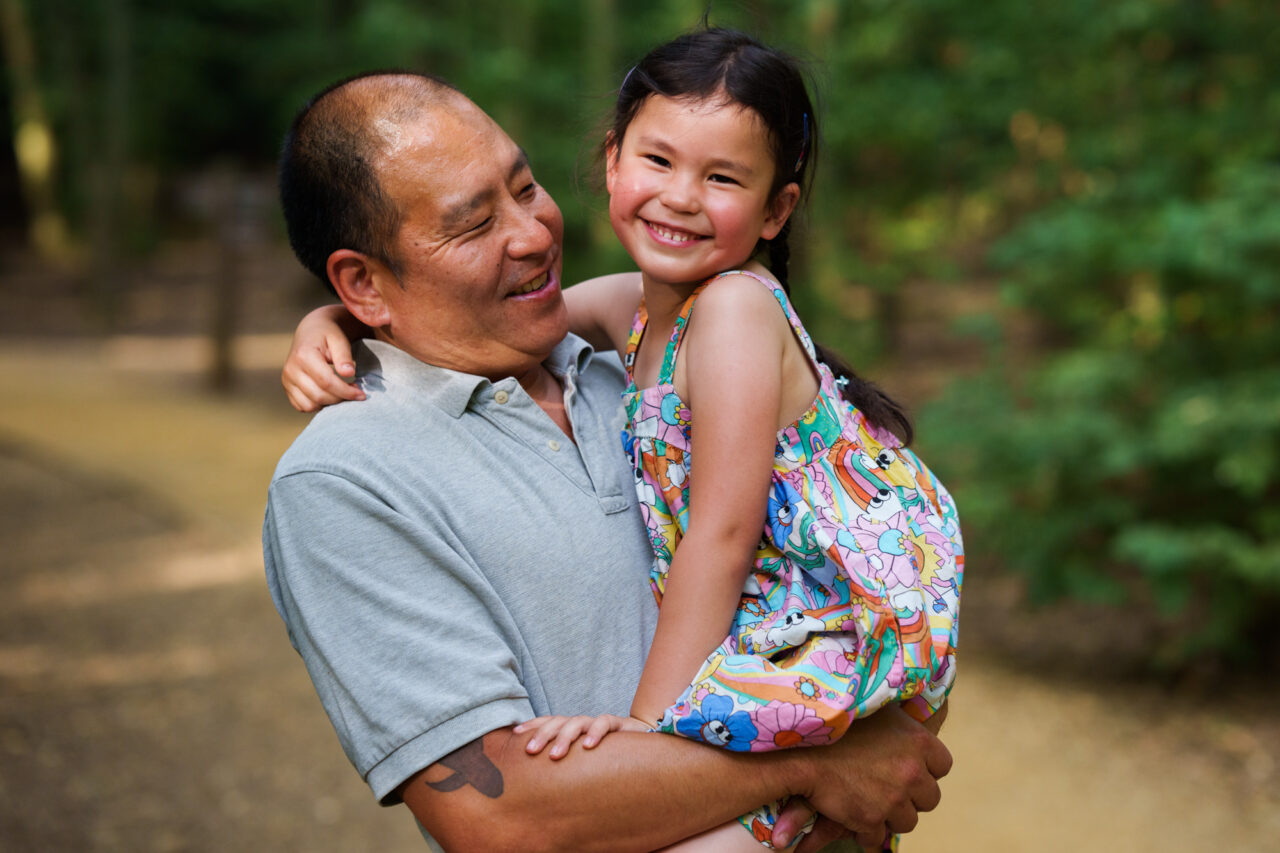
263;469;535;803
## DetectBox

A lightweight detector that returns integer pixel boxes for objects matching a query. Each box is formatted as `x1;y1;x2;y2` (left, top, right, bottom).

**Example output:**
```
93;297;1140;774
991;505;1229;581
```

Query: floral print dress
621;270;964;847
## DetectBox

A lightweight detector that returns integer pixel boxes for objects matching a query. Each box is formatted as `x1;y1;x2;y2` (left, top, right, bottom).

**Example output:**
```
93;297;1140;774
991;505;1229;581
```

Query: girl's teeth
653;224;697;243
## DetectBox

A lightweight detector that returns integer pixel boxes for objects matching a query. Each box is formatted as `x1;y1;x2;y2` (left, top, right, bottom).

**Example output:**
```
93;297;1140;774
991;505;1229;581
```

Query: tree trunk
85;0;132;329
0;0;70;261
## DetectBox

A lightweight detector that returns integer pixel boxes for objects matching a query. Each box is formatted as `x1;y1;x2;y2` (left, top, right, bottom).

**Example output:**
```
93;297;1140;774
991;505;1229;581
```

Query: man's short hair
278;72;459;293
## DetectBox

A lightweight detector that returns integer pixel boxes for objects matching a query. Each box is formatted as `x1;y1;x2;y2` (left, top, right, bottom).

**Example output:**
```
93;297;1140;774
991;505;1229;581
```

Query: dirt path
0;338;1276;852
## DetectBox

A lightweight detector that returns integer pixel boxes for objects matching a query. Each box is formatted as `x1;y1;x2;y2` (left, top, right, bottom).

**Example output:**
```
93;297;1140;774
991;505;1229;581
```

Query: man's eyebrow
509;148;531;182
440;149;533;232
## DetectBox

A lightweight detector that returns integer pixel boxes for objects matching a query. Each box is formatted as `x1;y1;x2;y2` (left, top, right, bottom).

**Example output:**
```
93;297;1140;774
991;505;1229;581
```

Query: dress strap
655;281;711;386
623;300;648;381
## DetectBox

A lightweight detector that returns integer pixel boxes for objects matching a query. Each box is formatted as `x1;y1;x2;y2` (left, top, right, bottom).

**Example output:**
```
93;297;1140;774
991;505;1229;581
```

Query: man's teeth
514;273;548;295
651;224;700;243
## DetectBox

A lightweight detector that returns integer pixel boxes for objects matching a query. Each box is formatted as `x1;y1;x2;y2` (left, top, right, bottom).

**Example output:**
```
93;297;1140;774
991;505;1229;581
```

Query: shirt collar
356;335;595;419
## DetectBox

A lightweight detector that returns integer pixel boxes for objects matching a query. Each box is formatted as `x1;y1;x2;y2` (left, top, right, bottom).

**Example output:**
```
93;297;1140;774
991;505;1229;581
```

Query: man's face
371;98;567;379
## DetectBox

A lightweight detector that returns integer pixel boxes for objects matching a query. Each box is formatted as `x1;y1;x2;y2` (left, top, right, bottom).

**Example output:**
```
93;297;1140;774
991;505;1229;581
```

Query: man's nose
507;199;556;258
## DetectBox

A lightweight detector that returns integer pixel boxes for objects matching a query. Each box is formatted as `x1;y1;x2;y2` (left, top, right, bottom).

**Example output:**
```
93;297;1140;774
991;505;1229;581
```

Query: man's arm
398;705;950;853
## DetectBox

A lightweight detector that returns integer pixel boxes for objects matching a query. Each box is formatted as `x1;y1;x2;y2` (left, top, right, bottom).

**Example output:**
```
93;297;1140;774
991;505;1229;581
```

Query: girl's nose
659;173;700;214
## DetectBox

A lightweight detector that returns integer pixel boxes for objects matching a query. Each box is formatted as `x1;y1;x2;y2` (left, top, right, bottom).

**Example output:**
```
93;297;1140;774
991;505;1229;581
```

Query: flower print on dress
750;700;833;751
659;392;691;427
794;675;821;701
674;693;758;752
809;647;856;678
766;480;805;551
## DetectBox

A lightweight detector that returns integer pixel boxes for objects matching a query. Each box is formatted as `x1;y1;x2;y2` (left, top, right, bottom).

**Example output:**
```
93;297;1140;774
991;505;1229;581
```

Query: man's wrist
775;740;816;802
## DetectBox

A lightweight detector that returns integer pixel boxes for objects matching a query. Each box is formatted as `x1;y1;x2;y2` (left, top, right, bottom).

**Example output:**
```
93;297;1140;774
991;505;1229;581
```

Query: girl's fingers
583;715;623;748
324;331;356;374
516;716;568;754
296;373;347;410
284;372;329;413
295;352;364;404
548;717;594;759
517;715;638;757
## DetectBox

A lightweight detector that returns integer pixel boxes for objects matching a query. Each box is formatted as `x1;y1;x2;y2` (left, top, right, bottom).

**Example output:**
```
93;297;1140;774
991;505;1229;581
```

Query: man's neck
517;364;574;440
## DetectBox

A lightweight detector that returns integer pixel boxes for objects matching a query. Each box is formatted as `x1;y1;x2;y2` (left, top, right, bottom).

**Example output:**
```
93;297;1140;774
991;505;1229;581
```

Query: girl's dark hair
610;28;913;443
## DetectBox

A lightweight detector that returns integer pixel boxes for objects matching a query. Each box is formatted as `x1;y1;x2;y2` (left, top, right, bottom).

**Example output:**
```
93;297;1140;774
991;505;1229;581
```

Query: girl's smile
605;93;798;290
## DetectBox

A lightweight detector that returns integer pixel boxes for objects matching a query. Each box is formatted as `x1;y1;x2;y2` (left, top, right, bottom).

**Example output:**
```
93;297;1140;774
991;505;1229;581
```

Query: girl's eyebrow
638;135;755;177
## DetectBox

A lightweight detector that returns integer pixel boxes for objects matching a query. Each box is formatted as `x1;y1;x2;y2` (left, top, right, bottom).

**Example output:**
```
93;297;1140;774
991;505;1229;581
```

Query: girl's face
606;94;798;290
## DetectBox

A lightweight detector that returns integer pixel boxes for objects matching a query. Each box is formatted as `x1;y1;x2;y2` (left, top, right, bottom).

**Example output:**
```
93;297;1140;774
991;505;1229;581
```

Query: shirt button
494;390;509;404
547;439;561;452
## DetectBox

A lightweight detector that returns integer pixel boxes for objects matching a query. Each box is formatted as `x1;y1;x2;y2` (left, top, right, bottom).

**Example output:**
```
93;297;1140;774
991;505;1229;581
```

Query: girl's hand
512;714;648;759
282;304;366;412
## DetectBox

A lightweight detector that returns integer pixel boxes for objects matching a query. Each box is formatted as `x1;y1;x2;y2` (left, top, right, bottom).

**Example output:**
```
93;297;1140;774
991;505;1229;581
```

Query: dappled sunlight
0;642;221;691
13;541;264;608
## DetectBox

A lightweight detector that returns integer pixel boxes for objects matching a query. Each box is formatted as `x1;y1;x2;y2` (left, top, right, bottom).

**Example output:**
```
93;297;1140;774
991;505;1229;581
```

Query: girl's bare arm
629;274;795;724
562;272;643;353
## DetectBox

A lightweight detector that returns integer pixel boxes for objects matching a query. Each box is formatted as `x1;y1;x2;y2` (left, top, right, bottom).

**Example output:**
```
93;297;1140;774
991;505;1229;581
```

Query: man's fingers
792;816;849;853
853;827;889;851
885;799;919;835
924;734;953;780
912;772;942;814
772;796;815;847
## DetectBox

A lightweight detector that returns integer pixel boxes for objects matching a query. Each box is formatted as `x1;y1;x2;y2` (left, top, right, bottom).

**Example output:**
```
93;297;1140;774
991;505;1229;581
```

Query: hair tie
620;65;637;92
794;112;810;174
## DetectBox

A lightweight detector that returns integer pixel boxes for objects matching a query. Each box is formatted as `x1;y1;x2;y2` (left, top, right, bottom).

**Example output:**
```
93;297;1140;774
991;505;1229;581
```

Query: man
264;71;950;852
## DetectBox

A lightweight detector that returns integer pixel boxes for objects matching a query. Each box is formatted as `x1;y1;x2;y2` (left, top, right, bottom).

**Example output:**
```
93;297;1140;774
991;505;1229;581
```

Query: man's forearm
400;704;950;853
401;725;807;853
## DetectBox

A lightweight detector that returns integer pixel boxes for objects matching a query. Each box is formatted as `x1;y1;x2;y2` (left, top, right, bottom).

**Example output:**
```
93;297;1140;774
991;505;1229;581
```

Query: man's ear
761;182;801;242
328;249;393;329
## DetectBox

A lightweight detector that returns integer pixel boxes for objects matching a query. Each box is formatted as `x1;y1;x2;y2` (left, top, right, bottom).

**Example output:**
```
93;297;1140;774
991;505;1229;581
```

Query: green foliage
917;0;1280;665
14;0;1280;666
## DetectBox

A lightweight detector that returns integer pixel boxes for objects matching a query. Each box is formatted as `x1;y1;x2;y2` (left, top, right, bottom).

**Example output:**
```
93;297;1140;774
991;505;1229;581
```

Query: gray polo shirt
264;335;657;804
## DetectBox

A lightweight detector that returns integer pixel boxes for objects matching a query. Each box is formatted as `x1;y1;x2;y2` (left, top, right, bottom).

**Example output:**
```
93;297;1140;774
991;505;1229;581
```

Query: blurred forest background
1;0;1279;849
7;0;1276;671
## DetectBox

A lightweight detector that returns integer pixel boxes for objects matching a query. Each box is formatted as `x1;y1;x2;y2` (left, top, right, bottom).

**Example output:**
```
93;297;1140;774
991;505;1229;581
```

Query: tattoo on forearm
425;740;504;799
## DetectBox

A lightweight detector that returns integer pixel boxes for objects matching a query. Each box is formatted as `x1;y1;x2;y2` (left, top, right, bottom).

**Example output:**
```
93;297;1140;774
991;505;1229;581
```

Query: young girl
285;28;962;852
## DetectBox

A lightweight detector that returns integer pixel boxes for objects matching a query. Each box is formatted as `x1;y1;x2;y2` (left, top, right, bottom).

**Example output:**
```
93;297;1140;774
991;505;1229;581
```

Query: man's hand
784;704;952;846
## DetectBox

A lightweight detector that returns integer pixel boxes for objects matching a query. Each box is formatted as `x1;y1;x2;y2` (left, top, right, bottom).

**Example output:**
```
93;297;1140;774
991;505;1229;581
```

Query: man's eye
468;216;493;233
519;182;537;198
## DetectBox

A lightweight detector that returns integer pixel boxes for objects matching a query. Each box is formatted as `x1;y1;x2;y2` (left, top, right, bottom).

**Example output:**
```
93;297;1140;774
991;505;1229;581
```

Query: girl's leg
654;799;814;852
653;819;772;853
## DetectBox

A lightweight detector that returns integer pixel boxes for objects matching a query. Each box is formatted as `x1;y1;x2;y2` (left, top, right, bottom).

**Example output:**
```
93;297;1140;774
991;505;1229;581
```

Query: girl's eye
644;154;670;168
708;173;740;185
519;181;537;198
